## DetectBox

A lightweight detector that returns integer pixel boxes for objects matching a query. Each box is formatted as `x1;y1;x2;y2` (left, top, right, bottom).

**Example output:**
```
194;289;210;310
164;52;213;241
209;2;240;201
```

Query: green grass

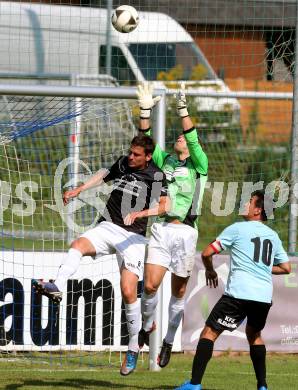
0;352;297;389
1;237;67;252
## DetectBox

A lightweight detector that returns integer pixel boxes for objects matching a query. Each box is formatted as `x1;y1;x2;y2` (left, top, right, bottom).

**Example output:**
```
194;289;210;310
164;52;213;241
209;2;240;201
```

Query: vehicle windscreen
128;42;215;81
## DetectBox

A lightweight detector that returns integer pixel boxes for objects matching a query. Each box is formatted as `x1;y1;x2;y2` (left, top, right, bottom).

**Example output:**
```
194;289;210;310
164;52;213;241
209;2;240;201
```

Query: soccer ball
111;5;139;33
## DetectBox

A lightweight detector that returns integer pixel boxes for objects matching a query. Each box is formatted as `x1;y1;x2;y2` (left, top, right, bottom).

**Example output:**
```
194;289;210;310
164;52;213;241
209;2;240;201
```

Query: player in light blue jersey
175;190;291;390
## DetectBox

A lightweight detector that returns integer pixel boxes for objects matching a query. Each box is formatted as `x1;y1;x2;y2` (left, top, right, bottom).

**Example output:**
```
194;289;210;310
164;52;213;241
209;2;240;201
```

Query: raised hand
175;82;189;118
136;82;161;119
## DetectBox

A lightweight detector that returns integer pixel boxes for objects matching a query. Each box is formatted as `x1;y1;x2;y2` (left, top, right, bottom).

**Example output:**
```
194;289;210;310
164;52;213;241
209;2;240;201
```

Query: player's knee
200;326;211;339
172;275;188;298
200;326;220;341
70;239;82;251
144;281;158;295
71;237;95;256
121;283;136;302
246;328;262;344
247;335;262;345
173;285;187;299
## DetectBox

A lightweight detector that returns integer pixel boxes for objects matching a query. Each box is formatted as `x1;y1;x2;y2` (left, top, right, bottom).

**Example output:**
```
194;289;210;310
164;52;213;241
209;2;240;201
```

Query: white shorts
146;222;198;278
81;221;148;278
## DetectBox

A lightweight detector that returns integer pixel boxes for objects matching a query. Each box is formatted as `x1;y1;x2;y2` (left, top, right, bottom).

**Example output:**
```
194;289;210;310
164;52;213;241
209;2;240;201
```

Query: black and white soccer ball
111;5;139;33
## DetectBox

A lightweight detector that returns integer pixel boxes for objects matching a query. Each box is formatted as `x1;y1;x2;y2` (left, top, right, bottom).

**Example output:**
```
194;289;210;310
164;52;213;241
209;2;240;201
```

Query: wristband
140;108;151;119
177;107;189;118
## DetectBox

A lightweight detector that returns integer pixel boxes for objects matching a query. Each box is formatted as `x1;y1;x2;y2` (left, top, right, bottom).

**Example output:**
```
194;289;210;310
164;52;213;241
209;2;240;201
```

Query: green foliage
246;81;260;144
191;64;208;80
157;63;208;81
157;64;184;81
246;100;260;144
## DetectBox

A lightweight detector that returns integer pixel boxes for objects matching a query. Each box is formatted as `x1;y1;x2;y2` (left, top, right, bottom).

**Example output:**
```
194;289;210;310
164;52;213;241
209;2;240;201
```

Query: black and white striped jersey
99;156;167;236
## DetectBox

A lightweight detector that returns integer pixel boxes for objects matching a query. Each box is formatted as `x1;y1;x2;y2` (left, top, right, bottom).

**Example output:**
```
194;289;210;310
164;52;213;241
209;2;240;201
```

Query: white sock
125;300;140;352
141;292;158;332
54;248;82;291
164;296;185;345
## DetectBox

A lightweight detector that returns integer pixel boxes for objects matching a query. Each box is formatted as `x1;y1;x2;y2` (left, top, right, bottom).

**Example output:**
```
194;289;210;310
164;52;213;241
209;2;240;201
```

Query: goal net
0;76;140;366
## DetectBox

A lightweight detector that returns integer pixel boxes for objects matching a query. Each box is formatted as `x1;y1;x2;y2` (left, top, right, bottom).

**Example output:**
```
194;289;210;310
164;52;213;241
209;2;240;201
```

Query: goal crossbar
0;83;293;100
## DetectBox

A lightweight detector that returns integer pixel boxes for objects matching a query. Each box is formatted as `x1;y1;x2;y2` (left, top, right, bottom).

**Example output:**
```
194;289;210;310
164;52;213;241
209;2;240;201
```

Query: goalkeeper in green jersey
134;82;208;367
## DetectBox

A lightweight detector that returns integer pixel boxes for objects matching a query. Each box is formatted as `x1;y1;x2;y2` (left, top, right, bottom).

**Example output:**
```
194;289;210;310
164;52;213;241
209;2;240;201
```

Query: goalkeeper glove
137;82;161;119
176;83;189;118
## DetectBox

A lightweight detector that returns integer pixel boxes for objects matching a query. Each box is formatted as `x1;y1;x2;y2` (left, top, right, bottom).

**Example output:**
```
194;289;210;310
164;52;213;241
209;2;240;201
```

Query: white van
0;2;240;135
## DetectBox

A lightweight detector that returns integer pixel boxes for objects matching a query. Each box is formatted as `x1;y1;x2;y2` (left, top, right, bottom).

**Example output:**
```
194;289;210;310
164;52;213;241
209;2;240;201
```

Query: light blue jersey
217;221;288;303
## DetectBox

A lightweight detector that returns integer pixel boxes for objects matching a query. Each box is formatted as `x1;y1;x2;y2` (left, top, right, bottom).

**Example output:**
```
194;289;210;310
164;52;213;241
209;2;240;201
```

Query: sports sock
250;344;267;388
54;248;82;291
125;300;140;353
164;295;185;344
191;338;214;385
141;291;158;331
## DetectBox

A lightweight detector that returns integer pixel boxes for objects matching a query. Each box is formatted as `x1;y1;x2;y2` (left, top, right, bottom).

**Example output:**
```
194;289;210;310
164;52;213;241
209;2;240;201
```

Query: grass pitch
0;352;297;389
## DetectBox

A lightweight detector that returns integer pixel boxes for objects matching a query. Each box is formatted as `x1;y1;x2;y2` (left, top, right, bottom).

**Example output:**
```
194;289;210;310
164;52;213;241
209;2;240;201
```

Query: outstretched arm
184;127;208;175
176;84;208;175
63;169;108;205
137;82;169;168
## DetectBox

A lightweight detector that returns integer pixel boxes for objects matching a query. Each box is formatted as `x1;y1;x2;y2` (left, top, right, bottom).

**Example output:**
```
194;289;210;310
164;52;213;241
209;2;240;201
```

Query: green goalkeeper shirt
145;127;208;228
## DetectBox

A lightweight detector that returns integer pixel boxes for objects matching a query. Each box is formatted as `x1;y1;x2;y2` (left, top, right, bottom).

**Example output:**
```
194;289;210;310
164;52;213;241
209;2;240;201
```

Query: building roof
116;0;297;27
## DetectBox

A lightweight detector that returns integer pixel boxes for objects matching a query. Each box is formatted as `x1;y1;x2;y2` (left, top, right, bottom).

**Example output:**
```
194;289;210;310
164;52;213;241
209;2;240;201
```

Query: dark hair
130;135;155;156
251;190;274;221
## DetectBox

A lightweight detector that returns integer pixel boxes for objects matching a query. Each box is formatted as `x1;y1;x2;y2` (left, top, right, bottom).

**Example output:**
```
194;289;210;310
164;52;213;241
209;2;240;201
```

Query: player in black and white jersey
33;135;169;376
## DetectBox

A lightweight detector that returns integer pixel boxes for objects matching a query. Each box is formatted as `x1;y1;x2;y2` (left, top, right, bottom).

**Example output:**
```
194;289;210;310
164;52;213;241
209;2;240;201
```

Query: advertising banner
0;251;297;352
0;251;125;351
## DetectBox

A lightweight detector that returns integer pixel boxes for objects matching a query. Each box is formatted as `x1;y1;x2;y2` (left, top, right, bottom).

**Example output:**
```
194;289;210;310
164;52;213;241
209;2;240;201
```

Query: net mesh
0;77;139;365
